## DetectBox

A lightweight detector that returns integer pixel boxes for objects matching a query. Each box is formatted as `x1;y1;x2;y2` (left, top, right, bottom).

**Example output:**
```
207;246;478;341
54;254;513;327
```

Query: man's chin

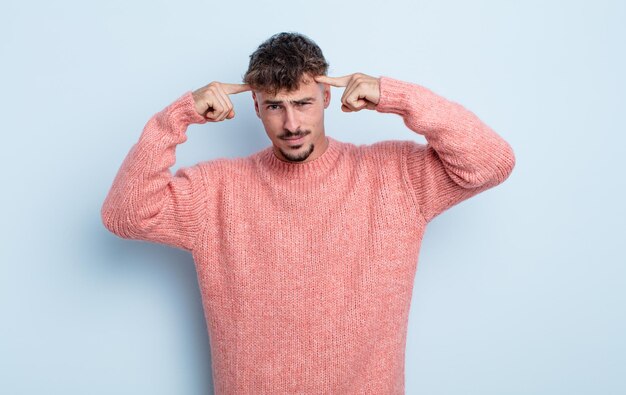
279;143;314;163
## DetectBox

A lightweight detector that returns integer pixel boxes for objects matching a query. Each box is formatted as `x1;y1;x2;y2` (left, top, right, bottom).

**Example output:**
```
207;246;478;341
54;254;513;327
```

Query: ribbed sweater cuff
165;91;209;127
375;76;433;120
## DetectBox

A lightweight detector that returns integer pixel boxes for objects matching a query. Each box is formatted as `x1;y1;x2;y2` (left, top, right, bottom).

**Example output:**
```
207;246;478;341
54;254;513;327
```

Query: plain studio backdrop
1;0;624;393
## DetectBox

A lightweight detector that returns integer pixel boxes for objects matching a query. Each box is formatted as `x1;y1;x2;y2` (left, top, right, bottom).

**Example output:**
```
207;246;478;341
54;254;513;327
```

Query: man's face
252;74;331;163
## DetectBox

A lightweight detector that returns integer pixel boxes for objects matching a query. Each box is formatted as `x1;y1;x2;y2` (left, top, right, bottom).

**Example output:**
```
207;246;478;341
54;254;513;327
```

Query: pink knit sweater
101;76;515;394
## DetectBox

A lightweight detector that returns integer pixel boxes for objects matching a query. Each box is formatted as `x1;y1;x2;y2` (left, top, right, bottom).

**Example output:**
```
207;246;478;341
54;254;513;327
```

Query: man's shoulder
194;151;258;174
352;138;422;160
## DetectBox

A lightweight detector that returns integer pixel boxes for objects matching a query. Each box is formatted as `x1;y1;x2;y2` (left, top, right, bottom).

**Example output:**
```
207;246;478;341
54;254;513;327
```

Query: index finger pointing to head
314;74;352;87
223;83;252;95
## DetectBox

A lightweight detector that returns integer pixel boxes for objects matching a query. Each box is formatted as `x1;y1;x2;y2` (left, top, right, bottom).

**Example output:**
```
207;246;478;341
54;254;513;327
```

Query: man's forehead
257;77;322;101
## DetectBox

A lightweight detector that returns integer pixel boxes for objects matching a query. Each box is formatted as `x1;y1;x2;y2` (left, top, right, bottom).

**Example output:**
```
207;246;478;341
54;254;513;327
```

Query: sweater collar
257;135;343;180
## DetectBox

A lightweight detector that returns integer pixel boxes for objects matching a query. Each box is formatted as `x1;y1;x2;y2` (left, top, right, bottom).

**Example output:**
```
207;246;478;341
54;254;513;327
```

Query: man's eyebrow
262;97;316;105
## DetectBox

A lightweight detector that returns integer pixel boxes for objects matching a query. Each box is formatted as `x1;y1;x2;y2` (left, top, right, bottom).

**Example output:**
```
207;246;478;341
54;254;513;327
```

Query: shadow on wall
91;215;215;393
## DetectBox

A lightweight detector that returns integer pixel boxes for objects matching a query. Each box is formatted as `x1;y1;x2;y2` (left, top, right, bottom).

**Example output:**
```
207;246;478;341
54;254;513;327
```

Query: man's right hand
192;82;251;122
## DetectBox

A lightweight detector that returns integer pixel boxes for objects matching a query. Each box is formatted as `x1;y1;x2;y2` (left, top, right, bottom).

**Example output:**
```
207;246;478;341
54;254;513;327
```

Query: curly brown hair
243;32;329;96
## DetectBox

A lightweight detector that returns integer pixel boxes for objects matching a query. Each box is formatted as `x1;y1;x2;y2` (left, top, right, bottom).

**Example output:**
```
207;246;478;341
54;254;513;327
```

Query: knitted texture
101;76;516;394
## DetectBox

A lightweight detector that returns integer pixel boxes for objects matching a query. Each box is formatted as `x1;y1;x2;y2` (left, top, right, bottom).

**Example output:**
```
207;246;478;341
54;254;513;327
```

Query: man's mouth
282;133;308;144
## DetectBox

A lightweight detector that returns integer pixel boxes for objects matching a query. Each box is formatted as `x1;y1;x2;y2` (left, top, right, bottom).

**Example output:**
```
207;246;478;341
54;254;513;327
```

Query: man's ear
323;83;331;109
252;91;261;118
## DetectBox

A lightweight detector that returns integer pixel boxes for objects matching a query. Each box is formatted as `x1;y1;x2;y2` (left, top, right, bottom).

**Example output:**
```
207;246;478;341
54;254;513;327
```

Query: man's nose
283;106;300;133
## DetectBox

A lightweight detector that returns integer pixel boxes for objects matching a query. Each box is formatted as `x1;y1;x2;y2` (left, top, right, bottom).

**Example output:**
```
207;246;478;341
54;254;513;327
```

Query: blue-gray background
2;0;624;393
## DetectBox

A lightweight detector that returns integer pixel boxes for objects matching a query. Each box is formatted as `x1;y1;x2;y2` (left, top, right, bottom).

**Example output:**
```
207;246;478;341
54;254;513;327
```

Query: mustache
281;130;310;138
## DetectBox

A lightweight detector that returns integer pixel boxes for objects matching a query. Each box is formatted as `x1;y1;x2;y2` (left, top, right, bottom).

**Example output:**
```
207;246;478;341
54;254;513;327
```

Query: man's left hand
315;73;380;112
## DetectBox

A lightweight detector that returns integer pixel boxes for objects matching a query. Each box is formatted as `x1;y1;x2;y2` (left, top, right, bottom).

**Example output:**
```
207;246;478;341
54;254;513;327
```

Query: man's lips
282;134;307;144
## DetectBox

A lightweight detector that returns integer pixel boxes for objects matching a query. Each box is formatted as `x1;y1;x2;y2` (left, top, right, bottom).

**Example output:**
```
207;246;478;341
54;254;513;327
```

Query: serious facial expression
252;74;331;163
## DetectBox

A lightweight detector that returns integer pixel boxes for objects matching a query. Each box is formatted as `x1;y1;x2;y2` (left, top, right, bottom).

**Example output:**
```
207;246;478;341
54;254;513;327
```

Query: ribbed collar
257;135;343;180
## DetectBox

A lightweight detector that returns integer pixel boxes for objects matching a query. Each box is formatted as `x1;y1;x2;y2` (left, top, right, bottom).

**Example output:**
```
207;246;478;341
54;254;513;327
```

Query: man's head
243;32;331;163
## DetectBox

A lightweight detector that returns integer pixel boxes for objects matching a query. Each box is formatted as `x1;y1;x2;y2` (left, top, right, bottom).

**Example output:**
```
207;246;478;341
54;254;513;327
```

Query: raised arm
100;82;250;251
374;76;516;224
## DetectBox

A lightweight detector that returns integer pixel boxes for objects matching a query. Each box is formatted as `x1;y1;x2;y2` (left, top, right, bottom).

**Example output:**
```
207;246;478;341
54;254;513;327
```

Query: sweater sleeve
100;91;210;251
375;76;516;224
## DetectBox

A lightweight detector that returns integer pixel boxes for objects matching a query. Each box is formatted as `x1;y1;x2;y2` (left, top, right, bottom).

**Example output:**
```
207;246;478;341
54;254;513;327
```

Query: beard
279;141;315;163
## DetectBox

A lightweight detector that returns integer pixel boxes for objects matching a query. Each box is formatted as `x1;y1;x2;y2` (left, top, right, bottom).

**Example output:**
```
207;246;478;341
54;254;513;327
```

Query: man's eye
296;102;311;107
267;105;281;110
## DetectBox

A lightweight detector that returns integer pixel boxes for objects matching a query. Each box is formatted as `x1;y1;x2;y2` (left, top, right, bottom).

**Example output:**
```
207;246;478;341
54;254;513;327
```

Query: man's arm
100;91;210;251
375;76;516;223
315;72;515;224
100;82;250;251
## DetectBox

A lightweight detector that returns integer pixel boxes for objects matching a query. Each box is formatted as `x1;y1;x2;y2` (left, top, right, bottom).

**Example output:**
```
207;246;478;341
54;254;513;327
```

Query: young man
101;32;515;394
